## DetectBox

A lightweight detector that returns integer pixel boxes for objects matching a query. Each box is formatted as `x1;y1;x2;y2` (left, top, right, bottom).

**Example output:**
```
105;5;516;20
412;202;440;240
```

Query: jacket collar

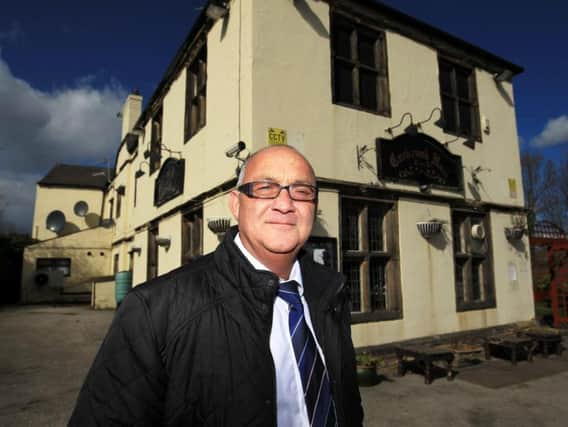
214;226;344;312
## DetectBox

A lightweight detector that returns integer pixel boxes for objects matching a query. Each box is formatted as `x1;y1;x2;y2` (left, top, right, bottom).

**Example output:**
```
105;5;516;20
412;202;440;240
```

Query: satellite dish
74;201;89;217
46;210;66;233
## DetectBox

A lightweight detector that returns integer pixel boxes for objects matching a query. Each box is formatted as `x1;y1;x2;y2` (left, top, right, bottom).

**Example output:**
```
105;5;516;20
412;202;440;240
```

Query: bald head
236;145;315;187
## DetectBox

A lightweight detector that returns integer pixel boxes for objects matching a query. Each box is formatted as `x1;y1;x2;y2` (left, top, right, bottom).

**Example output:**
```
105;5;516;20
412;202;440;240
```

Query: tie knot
278;280;302;307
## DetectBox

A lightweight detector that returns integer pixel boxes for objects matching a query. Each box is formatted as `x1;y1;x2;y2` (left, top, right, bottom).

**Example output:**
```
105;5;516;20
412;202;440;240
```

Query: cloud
531;115;568;147
0;55;127;233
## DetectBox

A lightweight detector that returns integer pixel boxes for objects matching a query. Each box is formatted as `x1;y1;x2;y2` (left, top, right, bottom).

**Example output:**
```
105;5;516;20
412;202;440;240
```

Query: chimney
120;90;143;140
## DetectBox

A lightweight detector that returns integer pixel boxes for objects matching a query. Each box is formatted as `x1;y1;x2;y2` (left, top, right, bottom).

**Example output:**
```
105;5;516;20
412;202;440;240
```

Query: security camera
225;141;246;158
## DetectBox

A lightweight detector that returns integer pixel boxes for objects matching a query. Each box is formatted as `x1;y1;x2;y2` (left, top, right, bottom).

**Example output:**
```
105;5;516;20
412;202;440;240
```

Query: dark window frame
36;258;71;277
116;193;122;218
452;210;496;311
340;197;401;323
184;44;207;143
330;12;391;117
149;108;163;175
181;208;203;265
147;224;159;280
438;57;481;141
108;198;114;220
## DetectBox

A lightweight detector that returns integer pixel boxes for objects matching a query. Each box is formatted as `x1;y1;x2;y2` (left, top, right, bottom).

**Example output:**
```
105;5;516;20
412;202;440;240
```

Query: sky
0;0;567;233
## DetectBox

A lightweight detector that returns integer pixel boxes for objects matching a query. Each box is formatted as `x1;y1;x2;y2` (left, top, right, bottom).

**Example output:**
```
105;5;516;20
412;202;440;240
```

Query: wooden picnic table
395;344;454;385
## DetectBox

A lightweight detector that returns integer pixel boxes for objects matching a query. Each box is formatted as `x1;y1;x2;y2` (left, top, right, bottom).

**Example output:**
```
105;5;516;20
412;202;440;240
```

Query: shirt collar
234;233;304;295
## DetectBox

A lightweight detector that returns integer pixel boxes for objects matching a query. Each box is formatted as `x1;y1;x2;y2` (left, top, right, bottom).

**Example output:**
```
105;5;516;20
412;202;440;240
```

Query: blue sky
0;0;566;233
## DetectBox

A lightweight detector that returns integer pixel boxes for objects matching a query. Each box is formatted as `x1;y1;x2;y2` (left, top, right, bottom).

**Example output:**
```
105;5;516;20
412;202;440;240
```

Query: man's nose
272;187;295;211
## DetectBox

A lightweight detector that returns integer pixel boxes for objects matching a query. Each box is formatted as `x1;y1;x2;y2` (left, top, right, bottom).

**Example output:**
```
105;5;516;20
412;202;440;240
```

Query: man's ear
229;190;240;221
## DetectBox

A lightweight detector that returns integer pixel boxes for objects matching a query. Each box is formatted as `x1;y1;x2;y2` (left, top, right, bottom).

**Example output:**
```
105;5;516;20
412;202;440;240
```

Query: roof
38;164;110;190
531;221;567;240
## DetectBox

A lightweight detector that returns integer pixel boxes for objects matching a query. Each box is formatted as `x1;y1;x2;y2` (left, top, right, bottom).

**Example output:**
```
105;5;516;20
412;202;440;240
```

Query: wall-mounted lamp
471;166;492;186
135;161;150;178
443;136;476;149
128;245;142;254
494;69;513;83
417;107;445;130
155;236;171;250
206;0;229;21
419;184;431;193
385;112;414;136
116;185;126;195
207;217;231;236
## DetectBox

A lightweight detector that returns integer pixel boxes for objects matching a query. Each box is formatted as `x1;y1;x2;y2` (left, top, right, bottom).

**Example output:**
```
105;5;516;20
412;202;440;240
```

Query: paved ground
1;304;568;426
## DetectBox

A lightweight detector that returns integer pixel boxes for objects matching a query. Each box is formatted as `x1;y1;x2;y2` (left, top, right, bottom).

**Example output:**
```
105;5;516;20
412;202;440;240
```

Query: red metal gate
550;241;568;327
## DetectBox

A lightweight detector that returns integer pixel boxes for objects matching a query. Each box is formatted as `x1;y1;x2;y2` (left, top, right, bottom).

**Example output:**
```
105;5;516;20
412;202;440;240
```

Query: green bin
115;271;133;305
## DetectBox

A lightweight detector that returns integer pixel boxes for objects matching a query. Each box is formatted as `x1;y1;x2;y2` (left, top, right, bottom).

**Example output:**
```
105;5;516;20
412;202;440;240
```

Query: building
22;0;534;347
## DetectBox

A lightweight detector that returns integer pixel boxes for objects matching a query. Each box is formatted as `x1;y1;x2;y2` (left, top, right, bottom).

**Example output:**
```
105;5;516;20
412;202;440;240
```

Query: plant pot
416;221;443;239
356;364;380;387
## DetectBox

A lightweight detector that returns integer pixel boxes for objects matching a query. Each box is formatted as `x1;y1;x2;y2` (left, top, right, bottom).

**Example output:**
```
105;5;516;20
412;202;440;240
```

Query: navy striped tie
278;281;337;427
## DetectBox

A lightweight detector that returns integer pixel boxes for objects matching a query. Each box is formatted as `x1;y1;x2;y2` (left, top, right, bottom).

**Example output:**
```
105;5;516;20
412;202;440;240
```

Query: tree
521;150;568;232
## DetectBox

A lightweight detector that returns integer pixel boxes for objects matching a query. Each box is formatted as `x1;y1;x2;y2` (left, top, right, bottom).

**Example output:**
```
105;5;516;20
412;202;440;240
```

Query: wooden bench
524;330;564;358
483;335;537;365
395;344;454;385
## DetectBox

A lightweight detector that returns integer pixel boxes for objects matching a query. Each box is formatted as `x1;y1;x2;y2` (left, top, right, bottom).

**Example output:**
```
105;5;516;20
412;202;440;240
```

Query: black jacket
70;229;363;426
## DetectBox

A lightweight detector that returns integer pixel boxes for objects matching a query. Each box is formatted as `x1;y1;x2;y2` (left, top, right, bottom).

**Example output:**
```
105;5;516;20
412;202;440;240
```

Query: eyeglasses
237;181;318;202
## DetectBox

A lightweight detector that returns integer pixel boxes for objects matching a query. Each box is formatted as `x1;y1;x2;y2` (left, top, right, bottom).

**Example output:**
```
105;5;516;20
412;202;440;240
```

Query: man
70;145;363;426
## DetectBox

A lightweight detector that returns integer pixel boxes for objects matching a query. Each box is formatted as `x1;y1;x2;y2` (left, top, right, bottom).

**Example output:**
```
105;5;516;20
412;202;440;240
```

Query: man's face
229;147;316;264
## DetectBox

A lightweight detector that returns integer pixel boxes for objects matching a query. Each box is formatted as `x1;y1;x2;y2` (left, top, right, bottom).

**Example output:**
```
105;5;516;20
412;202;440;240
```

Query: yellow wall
249;1;524;208
32;186;104;241
22;226;112;303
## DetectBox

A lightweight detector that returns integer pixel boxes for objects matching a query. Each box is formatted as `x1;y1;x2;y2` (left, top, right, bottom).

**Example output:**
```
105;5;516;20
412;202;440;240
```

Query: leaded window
452;211;495;311
341;198;401;322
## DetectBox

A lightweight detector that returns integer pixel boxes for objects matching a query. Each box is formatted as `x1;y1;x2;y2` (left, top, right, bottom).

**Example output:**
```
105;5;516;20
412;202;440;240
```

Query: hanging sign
376;133;463;191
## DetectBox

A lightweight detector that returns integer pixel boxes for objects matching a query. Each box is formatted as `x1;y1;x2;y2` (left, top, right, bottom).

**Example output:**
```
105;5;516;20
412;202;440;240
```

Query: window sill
333;101;390;118
456;300;496;312
351;310;402;324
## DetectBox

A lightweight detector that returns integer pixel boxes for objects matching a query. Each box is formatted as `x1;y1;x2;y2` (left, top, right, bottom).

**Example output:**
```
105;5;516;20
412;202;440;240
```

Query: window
185;44;207;142
331;13;390;115
113;253;119;275
182;209;203;264
116;193;122;218
147;225;159;280
438;58;480;139
37;258;71;277
452;211;495;311
108;199;114;219
150;108;162;174
341;198;401;322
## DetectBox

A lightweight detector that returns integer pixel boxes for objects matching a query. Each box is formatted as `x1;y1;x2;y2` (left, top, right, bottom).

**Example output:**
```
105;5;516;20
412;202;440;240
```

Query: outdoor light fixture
206;0;229;20
385;112;414;136
128;245;142;254
135;161;150;178
443;136;459;147
417;107;445;129
207;217;231;236
155;236;171;249
494;69;513;83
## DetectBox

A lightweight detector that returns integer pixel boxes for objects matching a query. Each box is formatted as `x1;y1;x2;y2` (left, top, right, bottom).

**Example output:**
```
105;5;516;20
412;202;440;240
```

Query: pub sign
154;158;185;207
376;133;463;191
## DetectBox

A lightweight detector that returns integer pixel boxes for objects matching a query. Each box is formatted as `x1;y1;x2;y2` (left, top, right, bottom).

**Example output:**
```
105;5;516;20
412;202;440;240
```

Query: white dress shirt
234;234;327;427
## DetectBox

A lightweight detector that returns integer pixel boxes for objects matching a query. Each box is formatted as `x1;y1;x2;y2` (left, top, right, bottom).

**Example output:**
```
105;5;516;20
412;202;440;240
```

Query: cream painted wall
32;186;104;241
132;230;149;287
157;212;183;276
490;211;535;323
351;199;534;347
249;1;523;208
312;190;339;239
22;226;112;303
